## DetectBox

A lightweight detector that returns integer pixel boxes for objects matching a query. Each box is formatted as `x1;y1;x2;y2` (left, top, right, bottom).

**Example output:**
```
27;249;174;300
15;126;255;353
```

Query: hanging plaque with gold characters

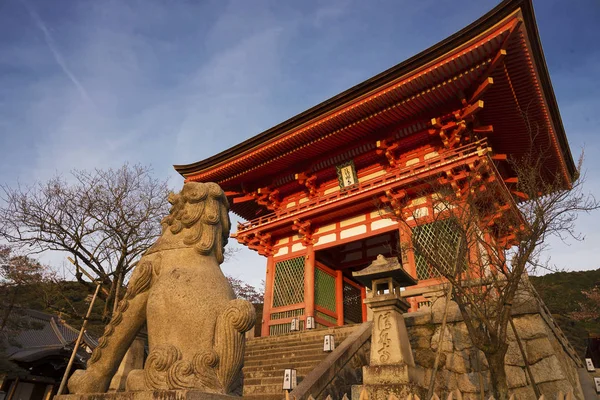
336;160;358;190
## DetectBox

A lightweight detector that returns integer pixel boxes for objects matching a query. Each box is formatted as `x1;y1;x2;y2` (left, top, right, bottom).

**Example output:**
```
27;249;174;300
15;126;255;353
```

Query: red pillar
360;286;367;322
304;245;316;322
399;224;419;311
399;224;417;279
336;270;344;326
261;255;275;337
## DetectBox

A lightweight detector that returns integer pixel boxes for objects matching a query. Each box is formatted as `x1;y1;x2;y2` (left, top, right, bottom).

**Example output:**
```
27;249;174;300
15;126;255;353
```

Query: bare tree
378;144;598;398
569;285;600;322
0;245;52;372
0;164;170;321
226;275;264;303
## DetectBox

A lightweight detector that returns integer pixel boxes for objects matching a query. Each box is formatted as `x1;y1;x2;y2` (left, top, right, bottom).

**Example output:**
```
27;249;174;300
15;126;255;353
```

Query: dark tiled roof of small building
5;309;97;363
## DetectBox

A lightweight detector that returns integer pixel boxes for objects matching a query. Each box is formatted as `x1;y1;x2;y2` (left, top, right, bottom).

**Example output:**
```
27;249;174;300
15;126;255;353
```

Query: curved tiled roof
5;308;96;364
174;0;575;184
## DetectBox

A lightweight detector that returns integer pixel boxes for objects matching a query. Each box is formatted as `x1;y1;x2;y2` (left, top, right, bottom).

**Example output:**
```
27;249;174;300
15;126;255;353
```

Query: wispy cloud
0;0;598;281
20;0;93;104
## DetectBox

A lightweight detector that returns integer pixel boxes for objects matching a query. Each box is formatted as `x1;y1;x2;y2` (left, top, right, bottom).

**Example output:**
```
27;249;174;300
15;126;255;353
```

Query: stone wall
403;295;585;400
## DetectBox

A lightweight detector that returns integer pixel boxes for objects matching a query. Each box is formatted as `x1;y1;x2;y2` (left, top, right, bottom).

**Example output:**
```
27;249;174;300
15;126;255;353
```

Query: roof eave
174;0;575;181
516;0;576;180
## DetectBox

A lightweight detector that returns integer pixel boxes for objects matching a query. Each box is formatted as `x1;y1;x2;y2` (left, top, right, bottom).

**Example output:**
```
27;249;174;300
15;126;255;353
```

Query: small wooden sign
290;318;299;332
282;368;297;390
337;161;358;190
594;377;600;394
585;357;595;372
323;334;335;352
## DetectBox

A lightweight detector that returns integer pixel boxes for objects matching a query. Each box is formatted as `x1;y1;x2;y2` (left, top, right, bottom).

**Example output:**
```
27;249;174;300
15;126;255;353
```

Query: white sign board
282;368;297;390
290;318;299;332
585;357;595;372
594;377;600;394
323;334;335;352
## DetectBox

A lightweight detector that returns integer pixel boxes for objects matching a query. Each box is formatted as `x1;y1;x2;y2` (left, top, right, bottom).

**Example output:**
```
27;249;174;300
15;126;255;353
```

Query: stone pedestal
56;390;240;400
362;295;419;399
352;256;420;400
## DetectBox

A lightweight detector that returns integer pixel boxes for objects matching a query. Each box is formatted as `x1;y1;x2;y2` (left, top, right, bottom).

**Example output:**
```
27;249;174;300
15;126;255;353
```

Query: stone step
244;342;325;356
243;366;314;379
244;353;330;368
243;359;325;371
243;381;299;395
245;333;353;353
244;345;334;359
242;324;361;399
245;324;359;347
245;374;312;386
246;332;352;347
244;353;327;369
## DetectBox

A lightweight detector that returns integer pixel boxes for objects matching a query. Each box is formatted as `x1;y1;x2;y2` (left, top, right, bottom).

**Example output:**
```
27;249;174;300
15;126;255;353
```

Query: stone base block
362;364;424;400
55;390;240;400
363;364;419;385
362;385;415;400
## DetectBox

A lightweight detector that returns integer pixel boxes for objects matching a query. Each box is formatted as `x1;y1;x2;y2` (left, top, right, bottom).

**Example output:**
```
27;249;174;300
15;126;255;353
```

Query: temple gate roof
174;0;575;222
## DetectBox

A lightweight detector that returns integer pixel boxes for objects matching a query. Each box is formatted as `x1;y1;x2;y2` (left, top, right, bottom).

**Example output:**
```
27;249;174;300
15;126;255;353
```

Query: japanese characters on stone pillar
353;255;419;399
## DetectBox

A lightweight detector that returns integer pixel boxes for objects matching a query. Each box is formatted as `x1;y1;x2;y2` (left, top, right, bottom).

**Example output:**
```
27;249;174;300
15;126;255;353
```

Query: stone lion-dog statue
68;182;255;394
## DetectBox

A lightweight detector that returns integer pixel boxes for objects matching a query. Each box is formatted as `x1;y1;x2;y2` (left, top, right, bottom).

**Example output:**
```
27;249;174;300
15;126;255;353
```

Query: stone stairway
242;324;361;400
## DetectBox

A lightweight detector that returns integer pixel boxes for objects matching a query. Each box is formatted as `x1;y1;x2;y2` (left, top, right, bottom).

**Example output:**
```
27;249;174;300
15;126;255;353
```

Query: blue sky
0;0;598;287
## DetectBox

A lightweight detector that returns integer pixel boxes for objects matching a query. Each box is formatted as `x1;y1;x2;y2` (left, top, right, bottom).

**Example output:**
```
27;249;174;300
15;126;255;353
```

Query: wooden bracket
484;203;512;227
376;139;400;168
460;100;484;121
232;187;280;211
256;187;280;211
511;190;529;200
468;77;494;104
473;125;494;135
429;100;482;149
295;172;318;197
498;233;517;249
237;231;273;256
292;219;314;246
378;189;407;220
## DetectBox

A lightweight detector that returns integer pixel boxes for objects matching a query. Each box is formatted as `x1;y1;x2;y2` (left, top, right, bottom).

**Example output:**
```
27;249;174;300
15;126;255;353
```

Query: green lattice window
315;268;336;313
316;310;337;326
270;308;304;320
270;321;304;336
413;219;466;280
272;257;305;308
343;282;362;323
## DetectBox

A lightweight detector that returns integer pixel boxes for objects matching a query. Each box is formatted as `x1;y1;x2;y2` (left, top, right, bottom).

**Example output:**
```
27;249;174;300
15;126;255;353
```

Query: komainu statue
68;182;255;394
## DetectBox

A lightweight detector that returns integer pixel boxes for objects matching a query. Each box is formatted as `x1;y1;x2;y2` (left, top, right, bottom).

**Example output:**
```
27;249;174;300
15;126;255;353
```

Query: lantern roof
352;255;418;288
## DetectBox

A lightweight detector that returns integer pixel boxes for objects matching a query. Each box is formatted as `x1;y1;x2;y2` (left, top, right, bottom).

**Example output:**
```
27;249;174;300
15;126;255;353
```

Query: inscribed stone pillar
353;255;419;399
365;295;414;367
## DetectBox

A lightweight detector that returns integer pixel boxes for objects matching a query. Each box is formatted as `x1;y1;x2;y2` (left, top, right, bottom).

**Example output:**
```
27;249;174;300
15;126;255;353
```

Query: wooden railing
237;139;490;234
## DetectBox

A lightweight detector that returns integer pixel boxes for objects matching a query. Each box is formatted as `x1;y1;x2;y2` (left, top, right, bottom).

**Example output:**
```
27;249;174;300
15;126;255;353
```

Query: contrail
21;0;93;103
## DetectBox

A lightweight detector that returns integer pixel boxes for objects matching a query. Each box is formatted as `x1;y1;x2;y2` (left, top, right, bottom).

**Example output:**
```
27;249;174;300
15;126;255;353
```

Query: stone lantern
353;254;418;398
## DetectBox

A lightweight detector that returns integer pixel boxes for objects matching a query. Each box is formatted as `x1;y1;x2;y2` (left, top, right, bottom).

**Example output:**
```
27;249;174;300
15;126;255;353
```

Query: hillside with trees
3;269;597;356
530;268;600;357
1;275;263;340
